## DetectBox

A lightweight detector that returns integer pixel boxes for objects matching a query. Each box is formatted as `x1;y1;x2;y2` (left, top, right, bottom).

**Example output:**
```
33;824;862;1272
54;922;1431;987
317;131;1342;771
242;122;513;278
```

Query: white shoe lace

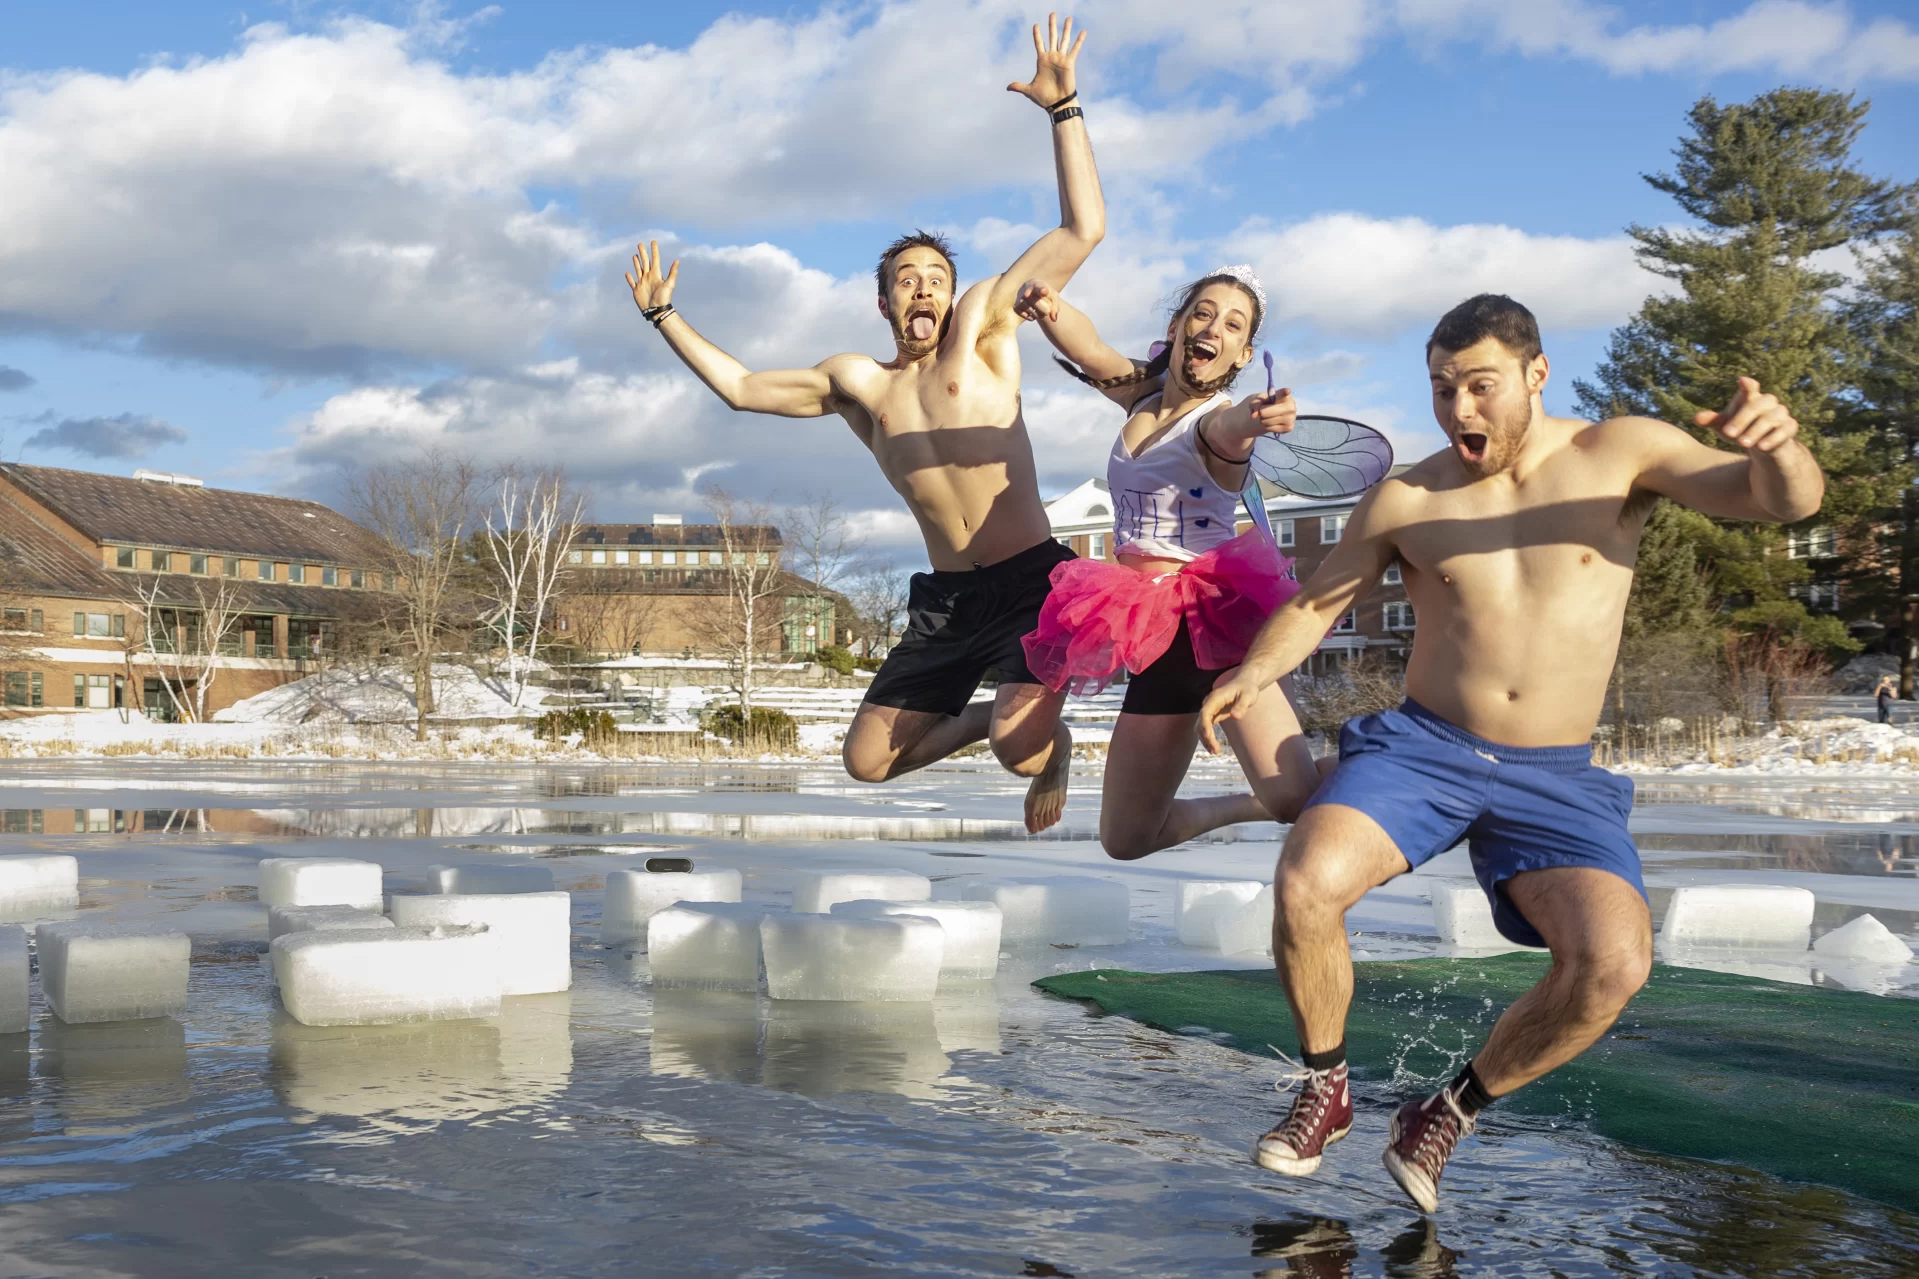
1265;1046;1342;1151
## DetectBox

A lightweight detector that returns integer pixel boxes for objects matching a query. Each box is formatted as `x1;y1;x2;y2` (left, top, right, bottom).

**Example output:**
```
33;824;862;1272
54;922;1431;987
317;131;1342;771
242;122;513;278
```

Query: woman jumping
1015;266;1322;858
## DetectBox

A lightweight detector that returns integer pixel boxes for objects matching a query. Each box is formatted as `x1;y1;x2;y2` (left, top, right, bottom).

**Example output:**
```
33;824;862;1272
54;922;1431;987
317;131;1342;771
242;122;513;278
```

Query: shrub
705;703;799;751
816;644;857;676
1290;654;1406;737
856;655;884;672
536;707;618;746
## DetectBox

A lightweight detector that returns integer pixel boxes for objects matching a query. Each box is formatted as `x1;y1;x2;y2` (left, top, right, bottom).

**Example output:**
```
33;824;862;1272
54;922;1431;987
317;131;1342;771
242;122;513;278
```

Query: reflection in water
37;1017;190;1123
1640;830;1919;877
1251;1217;1358;1278
646;986;996;1100
268;993;573;1132
1633;779;1919;825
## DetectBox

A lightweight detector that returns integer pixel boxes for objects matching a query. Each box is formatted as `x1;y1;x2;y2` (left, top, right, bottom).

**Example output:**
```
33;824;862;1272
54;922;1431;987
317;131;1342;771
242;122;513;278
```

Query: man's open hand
626;240;679;313
1013;279;1061;324
1007;13;1085;109
1694;376;1799;453
1197;671;1262;755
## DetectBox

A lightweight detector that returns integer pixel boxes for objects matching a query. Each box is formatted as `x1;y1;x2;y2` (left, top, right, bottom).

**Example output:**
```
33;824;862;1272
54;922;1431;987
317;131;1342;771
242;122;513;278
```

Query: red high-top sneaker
1252;1061;1352;1176
1382;1086;1475;1213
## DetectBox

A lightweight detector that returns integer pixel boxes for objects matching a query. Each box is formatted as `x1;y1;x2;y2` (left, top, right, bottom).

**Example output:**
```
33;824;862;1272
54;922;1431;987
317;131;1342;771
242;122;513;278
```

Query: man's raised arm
627;240;838;418
1634;376;1825;523
985;14;1105;318
1196;485;1402;753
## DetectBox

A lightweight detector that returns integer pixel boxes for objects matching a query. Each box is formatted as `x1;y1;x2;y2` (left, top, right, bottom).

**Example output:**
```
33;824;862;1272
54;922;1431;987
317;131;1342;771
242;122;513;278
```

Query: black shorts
864;539;1077;717
1121;617;1227;716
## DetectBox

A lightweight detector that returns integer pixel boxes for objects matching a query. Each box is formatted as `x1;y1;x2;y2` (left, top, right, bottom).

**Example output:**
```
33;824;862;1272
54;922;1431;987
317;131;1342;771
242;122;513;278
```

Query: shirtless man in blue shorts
1198;293;1825;1212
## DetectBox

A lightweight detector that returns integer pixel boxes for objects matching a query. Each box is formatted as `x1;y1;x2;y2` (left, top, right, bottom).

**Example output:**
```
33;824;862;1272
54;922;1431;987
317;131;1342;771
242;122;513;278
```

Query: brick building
0;463;390;720
554;517;844;658
1043;469;1417;674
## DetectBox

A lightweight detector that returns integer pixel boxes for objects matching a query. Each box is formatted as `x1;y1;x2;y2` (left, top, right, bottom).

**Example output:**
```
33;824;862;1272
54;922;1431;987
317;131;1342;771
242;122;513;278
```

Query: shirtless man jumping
626;14;1102;832
1197;294;1825;1212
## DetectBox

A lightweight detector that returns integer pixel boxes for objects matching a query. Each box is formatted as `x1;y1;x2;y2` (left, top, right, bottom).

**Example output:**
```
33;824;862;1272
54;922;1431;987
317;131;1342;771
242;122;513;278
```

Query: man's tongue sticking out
908;311;936;342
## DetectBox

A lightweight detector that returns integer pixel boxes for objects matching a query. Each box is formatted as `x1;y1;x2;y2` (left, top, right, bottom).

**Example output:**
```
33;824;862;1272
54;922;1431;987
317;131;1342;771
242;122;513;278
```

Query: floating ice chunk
427;863;555;895
274;925;501;1026
1213;885;1275;955
760;913;944;1002
960;876;1129;946
37;921;190;1023
831;899;1002;980
389;892;572;995
1661;885;1814;948
1813;913;1914;964
648;903;772;991
268;904;395;942
1175;880;1265;947
790;869;931;914
0;926;26;1034
602;868;743;947
258;857;384;911
0;854;79;918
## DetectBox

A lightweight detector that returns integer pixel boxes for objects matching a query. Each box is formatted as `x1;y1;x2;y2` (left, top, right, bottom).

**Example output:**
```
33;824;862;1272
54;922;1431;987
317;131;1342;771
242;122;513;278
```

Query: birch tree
694;488;786;718
780;491;864;653
481;467;583;708
133;574;246;722
349;450;481;741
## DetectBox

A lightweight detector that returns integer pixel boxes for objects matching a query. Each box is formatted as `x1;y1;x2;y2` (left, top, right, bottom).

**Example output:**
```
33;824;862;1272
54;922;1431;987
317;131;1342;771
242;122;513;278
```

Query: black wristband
1050;105;1083;125
640;303;668;321
1046;90;1078;111
647;305;677;329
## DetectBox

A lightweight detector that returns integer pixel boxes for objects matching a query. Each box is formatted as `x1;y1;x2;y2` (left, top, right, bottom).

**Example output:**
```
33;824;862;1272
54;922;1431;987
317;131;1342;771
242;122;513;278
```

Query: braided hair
1056;273;1265;393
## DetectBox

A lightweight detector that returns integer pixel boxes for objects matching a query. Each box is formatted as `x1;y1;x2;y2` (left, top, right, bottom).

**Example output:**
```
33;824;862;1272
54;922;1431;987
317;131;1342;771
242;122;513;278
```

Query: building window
290;563;306;584
637;551;653;565
150;549;168;571
1787;527;1837;559
1331;610;1357;634
756;553;770;566
321;566;338;586
1384;562;1402;585
662;552;677;566
590;549;607;565
350;569;365;589
190;554;208;575
112;614;124;638
568;550;583;565
1321;514;1348;544
288;618;328;657
1088;533;1106;560
116;547;135;568
73;612;111;638
1804;581;1840;611
613;550;629;565
1276;519;1294;548
74;674;108;709
1;609;27;632
708;552;723;566
1384;601;1415;630
254;560;271;581
223;557;238;577
6;671;41;708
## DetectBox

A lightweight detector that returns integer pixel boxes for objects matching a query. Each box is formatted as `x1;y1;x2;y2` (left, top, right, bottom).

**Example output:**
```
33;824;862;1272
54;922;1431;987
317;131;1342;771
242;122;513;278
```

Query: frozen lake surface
0;757;1915;1276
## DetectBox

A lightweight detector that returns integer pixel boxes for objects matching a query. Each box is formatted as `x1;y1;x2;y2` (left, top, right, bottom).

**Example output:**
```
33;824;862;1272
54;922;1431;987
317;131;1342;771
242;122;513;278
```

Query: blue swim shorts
1303;698;1644;948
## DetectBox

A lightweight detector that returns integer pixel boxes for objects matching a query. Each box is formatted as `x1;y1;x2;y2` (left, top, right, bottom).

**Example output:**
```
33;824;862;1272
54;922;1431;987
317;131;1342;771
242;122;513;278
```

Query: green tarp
1034;957;1919;1213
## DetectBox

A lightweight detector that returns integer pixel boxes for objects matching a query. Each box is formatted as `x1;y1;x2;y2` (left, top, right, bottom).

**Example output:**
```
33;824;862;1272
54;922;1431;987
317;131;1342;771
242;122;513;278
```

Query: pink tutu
1021;528;1300;696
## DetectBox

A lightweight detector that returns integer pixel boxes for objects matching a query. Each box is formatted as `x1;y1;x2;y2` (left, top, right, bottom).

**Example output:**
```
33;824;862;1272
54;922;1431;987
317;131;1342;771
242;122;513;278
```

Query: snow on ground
214;662;556;724
1633;717;1919;778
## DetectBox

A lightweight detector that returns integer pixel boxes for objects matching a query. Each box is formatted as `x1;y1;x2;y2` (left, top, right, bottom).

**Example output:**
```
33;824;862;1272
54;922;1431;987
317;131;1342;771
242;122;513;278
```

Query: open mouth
906;306;938;343
1458;431;1489;462
1185;339;1219;367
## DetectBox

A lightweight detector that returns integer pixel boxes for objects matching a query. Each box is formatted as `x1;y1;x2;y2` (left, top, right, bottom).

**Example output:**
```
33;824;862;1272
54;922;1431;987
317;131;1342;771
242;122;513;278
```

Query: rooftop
0;463;387;565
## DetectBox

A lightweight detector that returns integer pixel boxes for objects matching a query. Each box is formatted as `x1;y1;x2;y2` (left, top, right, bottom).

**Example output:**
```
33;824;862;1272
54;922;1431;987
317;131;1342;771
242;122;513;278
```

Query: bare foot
1024;726;1072;833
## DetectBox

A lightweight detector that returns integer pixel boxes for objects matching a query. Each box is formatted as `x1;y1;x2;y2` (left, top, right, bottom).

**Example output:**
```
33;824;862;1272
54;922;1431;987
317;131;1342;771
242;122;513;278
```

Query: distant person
1876;675;1896;725
1010;267;1322;857
1198;294;1826;1212
626;15;1103;832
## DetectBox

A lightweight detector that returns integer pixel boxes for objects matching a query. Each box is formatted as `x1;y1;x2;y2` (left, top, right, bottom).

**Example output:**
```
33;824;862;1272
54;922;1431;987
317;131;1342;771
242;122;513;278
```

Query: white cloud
1222;212;1666;339
1398;0;1919;80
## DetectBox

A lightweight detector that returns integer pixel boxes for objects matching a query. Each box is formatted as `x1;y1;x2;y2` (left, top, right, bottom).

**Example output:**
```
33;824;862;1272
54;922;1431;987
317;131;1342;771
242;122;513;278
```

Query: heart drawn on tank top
1194;517;1211;528
1188;486;1204;498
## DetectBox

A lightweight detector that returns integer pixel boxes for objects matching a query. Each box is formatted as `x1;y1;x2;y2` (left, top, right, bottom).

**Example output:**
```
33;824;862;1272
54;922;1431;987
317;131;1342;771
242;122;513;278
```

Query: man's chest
1400;482;1643;591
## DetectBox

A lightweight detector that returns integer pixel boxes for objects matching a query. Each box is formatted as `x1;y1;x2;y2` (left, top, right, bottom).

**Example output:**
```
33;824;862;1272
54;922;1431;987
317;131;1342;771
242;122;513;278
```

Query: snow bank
215;663;556;724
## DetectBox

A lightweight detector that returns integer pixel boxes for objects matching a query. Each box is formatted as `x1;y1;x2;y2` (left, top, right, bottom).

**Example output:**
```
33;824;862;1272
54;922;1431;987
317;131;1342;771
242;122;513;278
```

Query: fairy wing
1248;415;1394;500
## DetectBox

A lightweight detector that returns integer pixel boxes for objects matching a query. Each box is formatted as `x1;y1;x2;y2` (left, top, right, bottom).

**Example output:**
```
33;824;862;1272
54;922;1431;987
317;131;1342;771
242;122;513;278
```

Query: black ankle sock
1300;1042;1346;1073
1449;1063;1494;1116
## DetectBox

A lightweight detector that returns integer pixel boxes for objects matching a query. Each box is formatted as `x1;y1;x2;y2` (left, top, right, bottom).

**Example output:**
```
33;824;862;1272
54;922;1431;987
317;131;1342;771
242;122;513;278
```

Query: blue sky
1;1;1915;559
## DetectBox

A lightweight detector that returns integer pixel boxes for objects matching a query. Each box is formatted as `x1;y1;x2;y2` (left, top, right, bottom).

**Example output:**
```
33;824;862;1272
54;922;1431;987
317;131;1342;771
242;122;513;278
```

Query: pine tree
1576;88;1911;667
1849;213;1919;695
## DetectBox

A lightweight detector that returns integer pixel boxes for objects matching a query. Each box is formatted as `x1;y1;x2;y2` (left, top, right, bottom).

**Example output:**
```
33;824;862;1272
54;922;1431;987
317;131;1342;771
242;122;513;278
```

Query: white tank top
1107;393;1237;561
